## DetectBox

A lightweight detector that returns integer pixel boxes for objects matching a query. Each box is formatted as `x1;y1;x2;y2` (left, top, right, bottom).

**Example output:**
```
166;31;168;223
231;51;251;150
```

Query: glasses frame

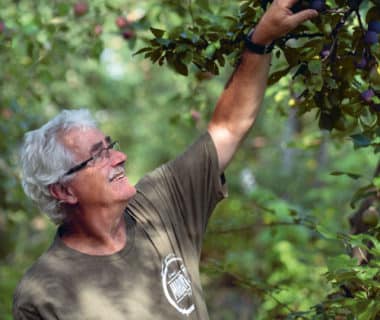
64;140;119;176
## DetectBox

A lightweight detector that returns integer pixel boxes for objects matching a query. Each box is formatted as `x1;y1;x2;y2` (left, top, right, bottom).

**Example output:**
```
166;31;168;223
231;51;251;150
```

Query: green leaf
355;266;379;281
330;171;361;180
308;60;321;74
350;134;371;149
181;51;193;65
373;177;380;189
215;52;225;67
150;28;165;38
349;233;380;250
357;300;380;320
350;184;377;209
195;0;211;12
371;136;380;146
172;59;188;76
155;38;172;48
133;47;152;56
150;49;163;63
316;224;336;239
326;254;358;273
268;67;291;86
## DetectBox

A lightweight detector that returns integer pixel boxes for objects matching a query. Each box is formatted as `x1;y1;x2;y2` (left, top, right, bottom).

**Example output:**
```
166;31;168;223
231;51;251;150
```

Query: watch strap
244;28;275;55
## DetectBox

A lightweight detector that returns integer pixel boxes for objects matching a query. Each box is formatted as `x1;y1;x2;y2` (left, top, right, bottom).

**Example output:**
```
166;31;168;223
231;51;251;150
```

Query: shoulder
14;251;53;301
139;132;218;182
13;242;66;313
13;258;46;318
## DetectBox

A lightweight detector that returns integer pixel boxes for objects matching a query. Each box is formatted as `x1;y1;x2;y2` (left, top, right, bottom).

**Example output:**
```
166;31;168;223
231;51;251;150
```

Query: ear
49;183;78;205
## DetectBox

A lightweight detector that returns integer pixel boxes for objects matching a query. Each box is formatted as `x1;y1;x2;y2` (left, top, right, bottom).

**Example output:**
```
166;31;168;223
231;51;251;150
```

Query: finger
289;9;319;26
280;0;302;9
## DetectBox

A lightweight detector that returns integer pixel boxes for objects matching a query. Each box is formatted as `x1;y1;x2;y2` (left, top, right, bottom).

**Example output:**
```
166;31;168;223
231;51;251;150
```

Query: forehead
60;127;107;157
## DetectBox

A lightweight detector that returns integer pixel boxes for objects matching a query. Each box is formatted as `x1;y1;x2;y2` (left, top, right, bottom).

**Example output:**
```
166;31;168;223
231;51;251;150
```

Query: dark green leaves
330;171;362;180
150;27;165;38
351;134;373;149
138;0;380;141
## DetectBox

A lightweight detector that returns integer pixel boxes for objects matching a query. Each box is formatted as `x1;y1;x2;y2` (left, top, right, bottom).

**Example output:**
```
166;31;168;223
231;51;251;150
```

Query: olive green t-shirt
13;132;227;320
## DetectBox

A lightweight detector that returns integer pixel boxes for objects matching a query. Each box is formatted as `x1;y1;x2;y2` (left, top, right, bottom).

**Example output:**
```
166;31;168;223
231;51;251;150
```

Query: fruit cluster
353;21;380;71
364;20;380;45
361;88;380;112
310;0;326;11
72;1;135;40
115;16;135;40
73;1;88;17
358;20;380;112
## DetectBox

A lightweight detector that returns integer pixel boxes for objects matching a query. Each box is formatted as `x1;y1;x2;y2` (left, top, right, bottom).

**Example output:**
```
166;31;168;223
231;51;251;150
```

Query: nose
110;149;127;166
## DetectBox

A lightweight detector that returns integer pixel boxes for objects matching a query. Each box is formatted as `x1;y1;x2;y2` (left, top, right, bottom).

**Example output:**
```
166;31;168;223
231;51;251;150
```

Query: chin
121;184;137;202
110;177;136;203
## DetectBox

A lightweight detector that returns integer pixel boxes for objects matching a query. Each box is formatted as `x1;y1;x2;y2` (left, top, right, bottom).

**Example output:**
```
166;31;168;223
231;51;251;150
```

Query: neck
60;204;127;255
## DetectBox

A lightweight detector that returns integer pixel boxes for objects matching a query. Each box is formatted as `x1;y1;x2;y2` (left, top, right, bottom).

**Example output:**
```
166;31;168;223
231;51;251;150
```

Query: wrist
250;28;273;45
245;28;275;55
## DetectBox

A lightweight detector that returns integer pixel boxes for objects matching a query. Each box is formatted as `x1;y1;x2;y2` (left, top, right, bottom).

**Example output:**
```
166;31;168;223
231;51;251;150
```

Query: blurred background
0;1;379;319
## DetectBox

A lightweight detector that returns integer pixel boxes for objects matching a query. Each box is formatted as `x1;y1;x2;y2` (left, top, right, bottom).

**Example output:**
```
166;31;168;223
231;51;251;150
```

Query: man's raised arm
208;0;318;172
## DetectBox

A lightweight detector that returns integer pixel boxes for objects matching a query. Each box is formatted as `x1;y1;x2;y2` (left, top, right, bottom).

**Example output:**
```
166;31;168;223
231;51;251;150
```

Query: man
13;1;318;319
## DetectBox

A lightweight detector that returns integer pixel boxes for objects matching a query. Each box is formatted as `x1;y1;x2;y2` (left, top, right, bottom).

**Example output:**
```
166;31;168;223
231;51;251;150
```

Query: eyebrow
89;136;111;154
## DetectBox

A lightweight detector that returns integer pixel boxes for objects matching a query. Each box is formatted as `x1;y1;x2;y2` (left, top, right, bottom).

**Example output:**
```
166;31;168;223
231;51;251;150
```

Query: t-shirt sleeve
134;132;227;252
164;131;227;224
13;306;42;320
13;290;42;320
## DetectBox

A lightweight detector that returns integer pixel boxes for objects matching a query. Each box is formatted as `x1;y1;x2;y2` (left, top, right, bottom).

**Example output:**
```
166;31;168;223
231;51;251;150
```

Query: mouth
109;168;126;182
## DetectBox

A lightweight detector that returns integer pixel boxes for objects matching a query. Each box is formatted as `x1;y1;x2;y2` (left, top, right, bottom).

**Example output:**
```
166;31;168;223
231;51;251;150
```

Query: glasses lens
64;140;120;176
89;146;107;165
93;141;119;163
112;141;120;151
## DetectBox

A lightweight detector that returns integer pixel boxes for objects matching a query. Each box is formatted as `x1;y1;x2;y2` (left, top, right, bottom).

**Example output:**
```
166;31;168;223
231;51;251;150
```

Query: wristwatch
244;28;275;55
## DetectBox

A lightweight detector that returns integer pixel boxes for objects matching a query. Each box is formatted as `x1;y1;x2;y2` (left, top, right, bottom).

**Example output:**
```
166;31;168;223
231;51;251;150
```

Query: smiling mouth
109;169;126;182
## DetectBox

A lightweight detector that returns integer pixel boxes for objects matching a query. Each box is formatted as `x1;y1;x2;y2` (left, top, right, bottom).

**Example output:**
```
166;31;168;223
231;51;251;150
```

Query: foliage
139;0;380;137
318;231;380;319
0;0;379;319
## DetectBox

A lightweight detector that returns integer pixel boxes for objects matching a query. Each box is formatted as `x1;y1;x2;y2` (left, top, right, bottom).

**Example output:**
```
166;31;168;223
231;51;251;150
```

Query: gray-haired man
13;1;318;319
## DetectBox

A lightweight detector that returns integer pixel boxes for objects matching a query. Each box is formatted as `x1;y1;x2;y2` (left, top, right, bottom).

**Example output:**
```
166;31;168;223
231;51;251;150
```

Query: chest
43;225;202;320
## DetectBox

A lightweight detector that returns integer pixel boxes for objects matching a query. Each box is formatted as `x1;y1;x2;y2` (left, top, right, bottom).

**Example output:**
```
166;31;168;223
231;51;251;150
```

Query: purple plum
361;89;375;103
364;30;379;45
368;21;380;33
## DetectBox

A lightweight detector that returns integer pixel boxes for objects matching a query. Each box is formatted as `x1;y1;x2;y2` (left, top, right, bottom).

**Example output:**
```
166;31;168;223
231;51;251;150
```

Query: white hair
20;109;97;224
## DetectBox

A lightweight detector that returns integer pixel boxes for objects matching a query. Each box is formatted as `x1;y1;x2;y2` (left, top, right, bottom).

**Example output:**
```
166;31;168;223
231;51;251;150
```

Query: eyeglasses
64;140;120;176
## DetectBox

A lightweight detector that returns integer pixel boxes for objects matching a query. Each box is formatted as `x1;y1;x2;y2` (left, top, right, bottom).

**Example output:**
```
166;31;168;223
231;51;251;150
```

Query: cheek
70;171;109;197
87;167;110;183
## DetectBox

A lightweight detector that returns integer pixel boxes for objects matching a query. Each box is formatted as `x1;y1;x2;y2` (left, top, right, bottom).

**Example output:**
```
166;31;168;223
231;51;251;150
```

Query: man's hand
208;0;318;172
252;0;319;45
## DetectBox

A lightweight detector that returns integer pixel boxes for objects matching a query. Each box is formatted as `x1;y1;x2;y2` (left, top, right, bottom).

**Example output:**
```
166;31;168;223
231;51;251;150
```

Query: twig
355;8;374;60
188;0;195;29
206;261;295;313
322;8;354;62
208;221;311;235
